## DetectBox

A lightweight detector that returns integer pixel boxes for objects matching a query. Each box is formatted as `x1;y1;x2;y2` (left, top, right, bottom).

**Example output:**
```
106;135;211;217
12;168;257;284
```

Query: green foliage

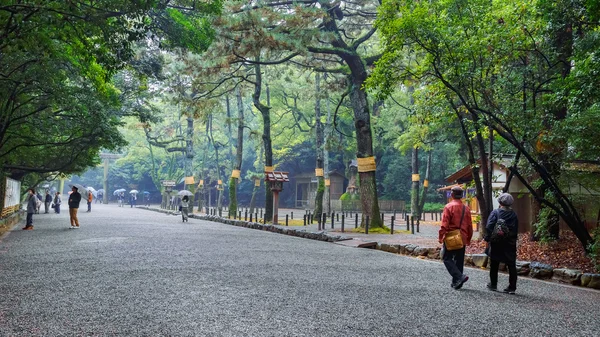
588;227;600;272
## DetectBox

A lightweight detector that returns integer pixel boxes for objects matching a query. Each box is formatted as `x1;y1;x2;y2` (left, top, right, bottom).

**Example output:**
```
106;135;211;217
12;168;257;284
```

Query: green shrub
589;227;600;273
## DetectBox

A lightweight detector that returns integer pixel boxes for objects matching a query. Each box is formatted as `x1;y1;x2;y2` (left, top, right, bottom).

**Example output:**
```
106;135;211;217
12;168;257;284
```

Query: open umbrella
129;189;139;194
113;188;126;195
69;184;90;198
97;189;105;194
177;190;193;197
86;187;97;197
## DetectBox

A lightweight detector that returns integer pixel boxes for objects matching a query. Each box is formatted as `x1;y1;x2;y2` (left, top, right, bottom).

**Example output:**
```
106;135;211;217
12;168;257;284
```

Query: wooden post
273;191;280;225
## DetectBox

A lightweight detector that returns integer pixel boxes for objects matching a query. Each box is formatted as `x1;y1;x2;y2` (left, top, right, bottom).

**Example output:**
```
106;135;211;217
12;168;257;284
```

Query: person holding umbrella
86;189;93;212
181;195;190;222
129;190;138;207
68;186;82;229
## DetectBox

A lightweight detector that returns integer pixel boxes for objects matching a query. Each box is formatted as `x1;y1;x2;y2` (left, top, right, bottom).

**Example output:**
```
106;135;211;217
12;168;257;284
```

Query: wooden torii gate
99;153;122;204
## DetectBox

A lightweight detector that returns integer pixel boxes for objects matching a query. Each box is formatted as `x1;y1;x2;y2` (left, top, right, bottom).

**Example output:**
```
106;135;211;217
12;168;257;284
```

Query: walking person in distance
86;191;93;212
68;186;82;229
439;185;473;289
53;192;62;214
44;191;52;214
181;196;190;222
485;193;519;294
23;188;36;230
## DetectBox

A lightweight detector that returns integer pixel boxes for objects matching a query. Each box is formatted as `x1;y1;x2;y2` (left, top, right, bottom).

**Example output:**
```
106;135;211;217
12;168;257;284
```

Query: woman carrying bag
439;186;473;290
485;193;519;294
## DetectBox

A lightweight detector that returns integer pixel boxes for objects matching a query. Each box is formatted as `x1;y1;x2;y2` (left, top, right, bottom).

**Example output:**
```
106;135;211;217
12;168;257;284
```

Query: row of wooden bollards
205;207;442;235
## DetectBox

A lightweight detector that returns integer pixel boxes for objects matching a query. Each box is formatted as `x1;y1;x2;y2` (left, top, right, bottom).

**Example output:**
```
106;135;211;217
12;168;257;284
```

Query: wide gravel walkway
0;204;598;336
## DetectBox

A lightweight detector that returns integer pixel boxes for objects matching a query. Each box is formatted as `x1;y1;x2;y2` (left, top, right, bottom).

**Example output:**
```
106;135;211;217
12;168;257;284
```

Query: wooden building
440;156;600;232
294;170;346;209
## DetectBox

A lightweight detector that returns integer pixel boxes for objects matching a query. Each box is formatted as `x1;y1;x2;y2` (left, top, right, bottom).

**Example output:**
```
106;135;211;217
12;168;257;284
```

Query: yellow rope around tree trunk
315;168;324;177
411;174;420;182
264;166;274;172
231;169;241;179
357;156;377;172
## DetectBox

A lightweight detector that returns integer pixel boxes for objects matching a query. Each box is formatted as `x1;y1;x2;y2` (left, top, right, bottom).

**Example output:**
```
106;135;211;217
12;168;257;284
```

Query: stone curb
140;207;600;291
140;207;351;243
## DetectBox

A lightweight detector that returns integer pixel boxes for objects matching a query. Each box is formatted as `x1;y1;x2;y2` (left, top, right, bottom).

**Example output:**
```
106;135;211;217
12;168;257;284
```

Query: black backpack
490;217;510;242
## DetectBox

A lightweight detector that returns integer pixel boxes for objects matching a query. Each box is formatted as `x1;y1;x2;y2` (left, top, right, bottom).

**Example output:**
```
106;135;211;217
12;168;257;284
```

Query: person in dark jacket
68;186;82;229
44;191;52;214
23;188;36;230
485;193;519;294
54;192;62;214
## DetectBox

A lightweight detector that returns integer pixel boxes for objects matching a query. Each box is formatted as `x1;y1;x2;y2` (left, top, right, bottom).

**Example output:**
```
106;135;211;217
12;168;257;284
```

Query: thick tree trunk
418;151;432;216
349;79;382;228
228;88;244;217
252;62;273;222
314;73;325;219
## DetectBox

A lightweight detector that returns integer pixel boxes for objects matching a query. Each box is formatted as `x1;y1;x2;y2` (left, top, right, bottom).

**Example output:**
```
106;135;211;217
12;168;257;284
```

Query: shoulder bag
444;205;466;251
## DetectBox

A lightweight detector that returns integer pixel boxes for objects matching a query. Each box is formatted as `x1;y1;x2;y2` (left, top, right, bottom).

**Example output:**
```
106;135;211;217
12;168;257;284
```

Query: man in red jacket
439;185;473;289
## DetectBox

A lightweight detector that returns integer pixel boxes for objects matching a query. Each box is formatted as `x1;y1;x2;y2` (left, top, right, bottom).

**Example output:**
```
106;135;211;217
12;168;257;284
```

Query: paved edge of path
139;206;600;293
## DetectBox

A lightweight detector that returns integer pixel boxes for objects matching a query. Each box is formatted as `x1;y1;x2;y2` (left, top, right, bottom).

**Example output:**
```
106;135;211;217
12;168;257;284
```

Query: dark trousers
26;213;33;226
443;245;465;283
87;201;91;212
490;259;517;290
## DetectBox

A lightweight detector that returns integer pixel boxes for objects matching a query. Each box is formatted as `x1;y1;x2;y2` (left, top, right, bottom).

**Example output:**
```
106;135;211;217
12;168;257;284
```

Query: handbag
444;206;466;251
179;205;183;211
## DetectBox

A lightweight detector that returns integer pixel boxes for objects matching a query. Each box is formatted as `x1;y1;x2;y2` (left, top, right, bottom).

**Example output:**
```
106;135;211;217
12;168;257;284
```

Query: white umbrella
177;190;193;197
97;189;105;194
129;189;139;194
68;184;90;198
86;187;98;197
113;188;126;195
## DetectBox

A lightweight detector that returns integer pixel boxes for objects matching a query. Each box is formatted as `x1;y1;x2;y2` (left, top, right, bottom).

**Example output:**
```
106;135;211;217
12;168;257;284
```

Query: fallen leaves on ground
467;231;597;273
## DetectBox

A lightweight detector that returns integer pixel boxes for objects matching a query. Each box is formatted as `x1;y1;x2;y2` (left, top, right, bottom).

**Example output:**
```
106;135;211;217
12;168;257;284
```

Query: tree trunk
252;62;273;222
228;89;244;217
208;114;223;211
185;116;195;214
418;151;432;216
455;108;491;239
324;76;331;214
349;78;382;228
249;145;263;215
411;147;420;219
314;73;325;219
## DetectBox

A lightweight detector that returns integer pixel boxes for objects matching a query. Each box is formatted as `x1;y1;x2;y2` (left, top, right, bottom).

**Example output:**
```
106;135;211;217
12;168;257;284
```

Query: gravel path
0;204;598;336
